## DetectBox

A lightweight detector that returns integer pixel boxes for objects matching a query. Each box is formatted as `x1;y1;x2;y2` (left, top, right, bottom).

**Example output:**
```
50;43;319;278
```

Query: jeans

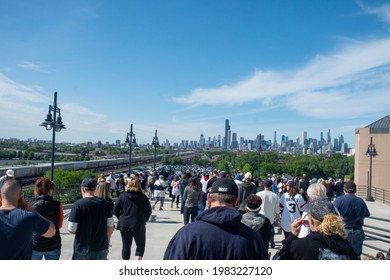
183;206;198;225
198;203;205;216
345;228;365;259
32;248;61;260
72;249;108;260
153;197;165;208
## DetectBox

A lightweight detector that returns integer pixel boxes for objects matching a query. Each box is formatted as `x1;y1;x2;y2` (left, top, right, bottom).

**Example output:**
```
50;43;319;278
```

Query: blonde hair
126;179;142;193
95;182;111;199
314;213;347;239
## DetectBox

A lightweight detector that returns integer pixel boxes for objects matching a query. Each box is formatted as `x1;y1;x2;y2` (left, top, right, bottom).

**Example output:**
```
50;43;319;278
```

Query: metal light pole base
366;195;375;202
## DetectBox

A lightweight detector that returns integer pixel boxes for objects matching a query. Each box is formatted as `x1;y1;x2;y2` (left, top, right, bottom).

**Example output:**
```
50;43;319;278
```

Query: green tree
242;163;252;174
217;159;230;174
234;152;257;173
17;151;23;159
27;151;34;160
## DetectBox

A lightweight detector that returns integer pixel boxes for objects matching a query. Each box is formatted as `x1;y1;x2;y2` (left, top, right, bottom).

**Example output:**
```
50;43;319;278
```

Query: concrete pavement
59;196;390;260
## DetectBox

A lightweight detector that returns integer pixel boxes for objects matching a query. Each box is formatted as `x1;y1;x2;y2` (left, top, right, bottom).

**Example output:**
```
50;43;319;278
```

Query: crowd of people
1;167;389;260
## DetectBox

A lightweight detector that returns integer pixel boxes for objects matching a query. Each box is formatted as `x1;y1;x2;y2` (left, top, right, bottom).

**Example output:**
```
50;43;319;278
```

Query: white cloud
173;38;390;120
18;61;48;73
357;1;390;25
0;73;47;102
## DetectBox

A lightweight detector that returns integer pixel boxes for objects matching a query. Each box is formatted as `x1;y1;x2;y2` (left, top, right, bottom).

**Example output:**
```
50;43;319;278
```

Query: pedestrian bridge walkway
59;198;390;260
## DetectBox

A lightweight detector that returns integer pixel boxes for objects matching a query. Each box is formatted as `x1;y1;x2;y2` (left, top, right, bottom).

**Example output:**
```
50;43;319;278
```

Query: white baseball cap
6;169;14;177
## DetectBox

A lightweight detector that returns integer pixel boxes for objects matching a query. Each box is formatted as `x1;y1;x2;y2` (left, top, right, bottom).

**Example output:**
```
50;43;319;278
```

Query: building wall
355;127;390;192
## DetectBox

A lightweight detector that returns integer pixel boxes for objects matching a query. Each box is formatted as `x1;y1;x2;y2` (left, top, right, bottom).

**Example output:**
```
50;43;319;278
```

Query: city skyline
1;1;390;146
10;118;350;156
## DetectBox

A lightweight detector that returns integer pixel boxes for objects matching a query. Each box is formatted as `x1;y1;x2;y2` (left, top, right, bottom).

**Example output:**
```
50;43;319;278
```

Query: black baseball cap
209;177;238;197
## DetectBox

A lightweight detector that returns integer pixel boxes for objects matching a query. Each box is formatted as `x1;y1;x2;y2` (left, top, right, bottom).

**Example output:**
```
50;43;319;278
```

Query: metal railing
357;185;390;205
363;216;390;259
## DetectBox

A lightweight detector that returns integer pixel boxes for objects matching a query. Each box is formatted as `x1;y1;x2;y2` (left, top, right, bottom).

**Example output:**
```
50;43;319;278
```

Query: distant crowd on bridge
1;166;389;260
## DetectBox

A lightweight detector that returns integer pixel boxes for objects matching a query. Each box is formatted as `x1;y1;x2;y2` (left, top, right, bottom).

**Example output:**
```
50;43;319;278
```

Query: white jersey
279;193;306;232
257;190;280;224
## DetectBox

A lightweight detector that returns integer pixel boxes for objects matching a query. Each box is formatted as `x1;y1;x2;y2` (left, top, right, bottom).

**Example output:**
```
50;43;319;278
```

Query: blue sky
1;0;390;148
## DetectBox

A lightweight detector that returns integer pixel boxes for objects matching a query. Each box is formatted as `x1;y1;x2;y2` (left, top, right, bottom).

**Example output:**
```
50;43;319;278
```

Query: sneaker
152;205;155;210
171;203;173;208
159;208;163;211
270;240;275;248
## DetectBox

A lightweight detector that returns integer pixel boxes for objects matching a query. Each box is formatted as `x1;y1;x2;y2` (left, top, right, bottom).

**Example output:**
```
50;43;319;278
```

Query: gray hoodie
241;212;266;231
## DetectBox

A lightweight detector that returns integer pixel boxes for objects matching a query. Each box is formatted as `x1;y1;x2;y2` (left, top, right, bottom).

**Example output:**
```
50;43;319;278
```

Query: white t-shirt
106;175;116;191
256;190;280;224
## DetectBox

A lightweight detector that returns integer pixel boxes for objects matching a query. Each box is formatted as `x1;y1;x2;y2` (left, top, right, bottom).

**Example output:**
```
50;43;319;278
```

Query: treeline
210;151;354;180
0;140;170;164
163;151;354;181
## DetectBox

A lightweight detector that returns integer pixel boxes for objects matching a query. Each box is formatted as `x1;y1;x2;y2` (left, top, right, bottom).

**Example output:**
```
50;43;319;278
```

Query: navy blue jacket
163;206;268;260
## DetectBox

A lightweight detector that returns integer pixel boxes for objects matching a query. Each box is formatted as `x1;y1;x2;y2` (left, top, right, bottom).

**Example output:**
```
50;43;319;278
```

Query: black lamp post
40;92;66;181
125;124;137;175
257;144;262;178
365;136;377;201
152;129;160;171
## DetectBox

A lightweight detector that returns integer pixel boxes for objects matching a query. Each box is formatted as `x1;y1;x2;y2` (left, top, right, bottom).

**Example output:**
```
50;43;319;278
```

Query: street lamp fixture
125;124;137;175
152;129;160;171
40;92;66;181
365;136;377;202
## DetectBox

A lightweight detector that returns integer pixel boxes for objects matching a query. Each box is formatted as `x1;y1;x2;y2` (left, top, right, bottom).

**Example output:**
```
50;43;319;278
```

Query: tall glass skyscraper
224;119;230;150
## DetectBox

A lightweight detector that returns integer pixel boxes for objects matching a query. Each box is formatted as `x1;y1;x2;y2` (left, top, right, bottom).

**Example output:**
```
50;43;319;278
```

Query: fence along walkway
357;184;390;205
363;215;390;259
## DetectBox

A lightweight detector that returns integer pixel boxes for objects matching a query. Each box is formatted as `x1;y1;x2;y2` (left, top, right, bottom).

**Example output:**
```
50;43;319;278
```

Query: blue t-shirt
333;194;370;228
0;208;50;260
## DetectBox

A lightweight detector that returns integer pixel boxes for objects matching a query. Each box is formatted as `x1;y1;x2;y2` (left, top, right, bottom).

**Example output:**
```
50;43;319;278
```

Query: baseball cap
244;172;252;180
81;177;97;190
287;180;296;188
6;169;14;177
308;199;336;222
209;177;238;197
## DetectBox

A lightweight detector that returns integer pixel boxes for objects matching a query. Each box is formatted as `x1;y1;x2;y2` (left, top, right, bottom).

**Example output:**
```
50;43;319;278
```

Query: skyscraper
224;119;230;150
302;131;307;147
199;133;205;148
232;132;238;149
273;131;277;147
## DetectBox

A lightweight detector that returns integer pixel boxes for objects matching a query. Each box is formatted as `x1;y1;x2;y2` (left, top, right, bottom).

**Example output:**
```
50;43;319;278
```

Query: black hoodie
276;231;358;260
113;191;152;231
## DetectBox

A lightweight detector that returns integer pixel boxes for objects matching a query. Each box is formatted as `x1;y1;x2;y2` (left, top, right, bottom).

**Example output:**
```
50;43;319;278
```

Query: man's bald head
1;179;22;205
